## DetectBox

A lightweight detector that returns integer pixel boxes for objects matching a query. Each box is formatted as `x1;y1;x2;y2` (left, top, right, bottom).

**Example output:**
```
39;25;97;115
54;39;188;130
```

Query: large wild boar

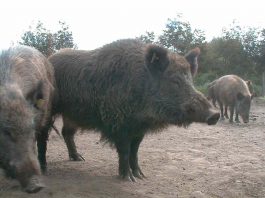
208;75;252;123
0;46;55;193
43;39;219;182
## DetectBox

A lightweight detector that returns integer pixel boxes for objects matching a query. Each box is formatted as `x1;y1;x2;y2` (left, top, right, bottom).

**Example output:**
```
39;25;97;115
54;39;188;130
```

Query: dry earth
1;98;265;198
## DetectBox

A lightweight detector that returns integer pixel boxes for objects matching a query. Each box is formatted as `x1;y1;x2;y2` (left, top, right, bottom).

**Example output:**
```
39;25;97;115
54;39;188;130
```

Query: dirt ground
1;98;265;198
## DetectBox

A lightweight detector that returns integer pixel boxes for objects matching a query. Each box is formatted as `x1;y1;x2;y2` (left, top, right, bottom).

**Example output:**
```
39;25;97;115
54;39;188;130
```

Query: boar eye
171;78;181;87
3;130;15;141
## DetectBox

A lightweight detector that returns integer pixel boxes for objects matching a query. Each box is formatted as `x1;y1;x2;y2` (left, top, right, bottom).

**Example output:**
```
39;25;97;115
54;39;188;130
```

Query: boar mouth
23;175;45;193
206;113;220;125
242;119;249;123
0;162;16;179
170;107;220;126
240;115;249;123
171;111;193;127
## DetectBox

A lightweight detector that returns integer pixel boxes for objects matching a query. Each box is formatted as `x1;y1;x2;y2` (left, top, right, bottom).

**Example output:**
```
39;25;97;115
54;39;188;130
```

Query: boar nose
242;115;249;123
10;156;44;193
206;112;220;125
24;175;45;193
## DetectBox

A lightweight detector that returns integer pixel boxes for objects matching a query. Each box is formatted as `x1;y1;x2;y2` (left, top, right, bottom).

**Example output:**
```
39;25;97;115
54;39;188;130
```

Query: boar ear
237;92;245;101
245;80;251;86
26;81;44;109
145;44;169;75
185;47;200;77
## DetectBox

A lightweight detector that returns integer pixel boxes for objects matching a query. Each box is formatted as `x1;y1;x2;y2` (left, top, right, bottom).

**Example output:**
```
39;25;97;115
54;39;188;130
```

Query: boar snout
206;111;220;125
10;156;44;193
183;92;220;125
24;175;45;193
242;117;249;123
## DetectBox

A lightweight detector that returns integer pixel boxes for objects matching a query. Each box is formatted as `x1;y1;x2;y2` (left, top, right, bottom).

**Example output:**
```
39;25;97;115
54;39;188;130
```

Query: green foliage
54;21;76;50
202;38;252;76
195;84;208;95
194;72;218;86
137;31;155;44
20;21;76;56
194;72;218;95
158;14;206;54
137;14;206;54
20;22;53;56
257;29;265;72
242;27;260;59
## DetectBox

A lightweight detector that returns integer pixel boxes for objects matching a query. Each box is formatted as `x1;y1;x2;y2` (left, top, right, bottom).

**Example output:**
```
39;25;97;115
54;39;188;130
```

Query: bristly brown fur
46;39;218;180
48;38;216;145
0;45;56;189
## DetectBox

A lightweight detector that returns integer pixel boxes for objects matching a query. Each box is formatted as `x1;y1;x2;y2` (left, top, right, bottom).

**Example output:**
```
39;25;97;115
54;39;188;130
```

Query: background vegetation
20;16;265;95
138;15;265;95
19;21;76;56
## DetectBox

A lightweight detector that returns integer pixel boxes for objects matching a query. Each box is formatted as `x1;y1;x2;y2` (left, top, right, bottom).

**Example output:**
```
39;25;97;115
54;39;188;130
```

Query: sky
1;0;265;50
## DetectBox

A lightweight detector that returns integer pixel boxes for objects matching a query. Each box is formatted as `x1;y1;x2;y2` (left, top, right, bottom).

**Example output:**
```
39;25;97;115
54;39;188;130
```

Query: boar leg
235;110;240;123
229;106;235;123
62;118;84;161
115;136;135;182
224;106;229;119
37;127;49;173
129;135;146;179
218;101;225;120
212;98;217;108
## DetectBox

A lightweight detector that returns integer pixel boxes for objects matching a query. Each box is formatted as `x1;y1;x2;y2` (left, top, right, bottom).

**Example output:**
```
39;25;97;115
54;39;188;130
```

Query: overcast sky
1;0;264;50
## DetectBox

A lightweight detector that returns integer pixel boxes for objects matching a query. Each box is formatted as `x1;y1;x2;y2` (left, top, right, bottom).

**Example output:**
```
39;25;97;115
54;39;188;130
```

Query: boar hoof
132;168;146;180
69;153;85;161
40;166;47;175
24;176;45;193
118;171;136;182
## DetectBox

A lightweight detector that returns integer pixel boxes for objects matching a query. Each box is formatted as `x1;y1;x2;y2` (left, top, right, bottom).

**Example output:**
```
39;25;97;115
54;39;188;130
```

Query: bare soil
1;98;265;198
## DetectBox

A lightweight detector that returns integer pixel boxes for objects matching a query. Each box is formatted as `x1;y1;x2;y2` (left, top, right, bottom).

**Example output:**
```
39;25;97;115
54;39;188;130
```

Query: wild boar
0;46;55;193
43;39;219;182
207;76;254;122
208;75;252;123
